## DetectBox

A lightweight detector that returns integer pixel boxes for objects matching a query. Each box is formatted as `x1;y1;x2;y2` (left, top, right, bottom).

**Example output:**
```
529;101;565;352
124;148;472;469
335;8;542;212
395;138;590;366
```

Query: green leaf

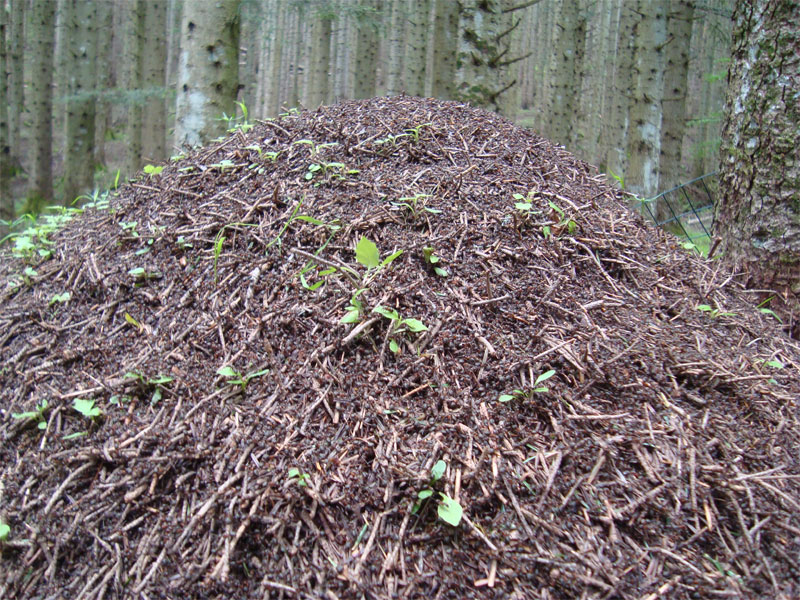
295;215;325;226
515;202;532;211
430;460;446;482
340;310;360;324
151;388;163;405
542;225;551;238
373;305;399;321
288;468;300;479
417;489;434;501
37;421;47;430
0;521;10;541
389;339;400;353
765;360;784;369
498;394;515;403
548;201;564;219
534;369;556;386
149;375;174;384
246;368;270;379
74;398;101;419
697;304;713;312
124;312;141;328
381;249;403;267
402;318;428;332
355;237;380;268
49;292;71;305
63;431;88;440
434;267;449;277
437;493;463;526
217;366;238;378
128;267;146;278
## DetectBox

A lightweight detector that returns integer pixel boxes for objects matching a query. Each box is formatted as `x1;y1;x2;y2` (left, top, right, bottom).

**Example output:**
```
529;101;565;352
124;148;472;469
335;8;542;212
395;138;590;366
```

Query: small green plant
143;164;164;178
355;236;403;271
279;107;300;117
499;369;556;402
372;305;428;353
413;460;463;527
287;467;310;487
128;267;162;281
223;101;254;133
340;289;367;324
11;399;49;430
404;123;431;144
176;236;193;250
391;193;441;220
298;262;338;291
119;220;139;237
696;304;736;318
210;159;236;172
73;398;102;420
49;291;71;305
216;365;269;393
757;297;782;323
124;371;174;405
608;169;625;189
423;247;448;277
293;139;339;158
0;519;10;541
543;201;577;238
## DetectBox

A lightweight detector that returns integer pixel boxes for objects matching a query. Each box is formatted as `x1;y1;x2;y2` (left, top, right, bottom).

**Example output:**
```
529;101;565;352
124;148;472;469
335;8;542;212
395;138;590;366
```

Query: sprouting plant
292;139;339;158
176;236;193;250
49;291;71;305
696;304;736;318
756;297;782;323
413;460;463;527
305;161;354;183
223;101;254;133
124;371;174;405
298;262;337;291
340;289;367;324
391;193;441;220
210;159;236;172
11;399;49;430
287;467;310;487
170;153;186;162
73;398;102;421
213;231;225;283
542;201;577;238
608;169;625;189
279;107;300;118
375;132;409;149
216;365;269;393
404;123;431;144
119;221;139;237
128;267;162;281
423;247;448;277
143;164;164;178
372;305;428;353
264;151;280;162
355;236;403;271
498;370;556;402
0;519;10;541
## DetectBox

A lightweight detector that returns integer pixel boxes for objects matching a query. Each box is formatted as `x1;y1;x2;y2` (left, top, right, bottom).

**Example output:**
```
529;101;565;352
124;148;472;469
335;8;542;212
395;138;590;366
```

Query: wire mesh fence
636;172;717;254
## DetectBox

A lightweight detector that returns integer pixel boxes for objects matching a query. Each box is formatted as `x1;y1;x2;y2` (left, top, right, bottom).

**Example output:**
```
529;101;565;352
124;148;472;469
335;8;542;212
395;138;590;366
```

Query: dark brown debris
1;96;799;599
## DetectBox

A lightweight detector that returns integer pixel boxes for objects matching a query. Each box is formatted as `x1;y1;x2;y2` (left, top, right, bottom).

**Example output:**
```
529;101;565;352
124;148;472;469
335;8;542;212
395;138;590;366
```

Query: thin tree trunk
63;0;97;205
603;3;635;183
546;0;585;146
353;1;380;99
0;6;11;220
142;0;168;163
94;0;113;168
25;0;56;211
404;0;429;96
431;0;458;99
385;0;405;94
307;4;333;107
123;0;144;174
8;0;24;165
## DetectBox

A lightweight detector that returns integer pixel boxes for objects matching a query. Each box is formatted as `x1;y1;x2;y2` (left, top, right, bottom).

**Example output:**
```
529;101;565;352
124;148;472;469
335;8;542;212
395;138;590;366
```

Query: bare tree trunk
353;1;380;99
63;0;97;205
307;4;333;107
715;0;800;310
0;6;11;220
268;0;287;115
93;0;114;168
546;0;586;146
404;0;429;96
123;0;144;174
174;0;241;147
142;0;168;163
431;0;458;99
8;0;23;166
385;0;406;94
25;0;56;211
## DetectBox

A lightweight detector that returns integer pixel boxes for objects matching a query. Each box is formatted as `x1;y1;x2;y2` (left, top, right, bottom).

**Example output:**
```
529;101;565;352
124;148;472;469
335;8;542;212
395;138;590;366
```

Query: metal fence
636;172;717;252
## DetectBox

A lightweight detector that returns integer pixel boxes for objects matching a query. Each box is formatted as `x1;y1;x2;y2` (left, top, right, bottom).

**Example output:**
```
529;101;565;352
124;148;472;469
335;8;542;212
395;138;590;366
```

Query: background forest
0;0;732;223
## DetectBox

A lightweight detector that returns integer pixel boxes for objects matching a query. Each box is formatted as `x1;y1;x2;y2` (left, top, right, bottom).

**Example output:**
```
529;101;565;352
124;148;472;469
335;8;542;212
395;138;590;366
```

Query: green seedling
176;236;193;250
279;107;300;117
216;365;269;393
372;305;427;353
293;139;339;158
696;304;736;318
756;297;782;323
49;291;71;305
11;399;49;430
170;153;186;162
287;467;310;487
390;193;441;220
299;262;337;291
128;267;162;281
73;398;102;420
223;101;254;133
143;164;164;177
375;132;409;148
423;247;448;277
404;123;431;144
0;519;10;541
124;371;174;405
265;200;334;251
543;201;577;238
413;460;463;526
513;191;540;214
340;289;367;324
355;236;403;272
499;369;556;402
210;159;236;172
608;169;625;189
119;220;139;237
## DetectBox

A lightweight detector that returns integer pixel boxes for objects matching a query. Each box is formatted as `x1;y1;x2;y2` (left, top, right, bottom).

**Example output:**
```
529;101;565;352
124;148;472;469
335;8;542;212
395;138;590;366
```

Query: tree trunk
8;0;24;165
385;0;406;95
603;2;634;181
404;0;429;96
63;0;97;205
353;1;380;99
307;4;333;107
431;0;458;99
715;0;800;306
123;0;144;174
658;1;694;196
625;0;666;198
93;0;113;168
25;0;56;212
0;6;11;220
546;0;585;147
174;0;240;148
142;0;168;163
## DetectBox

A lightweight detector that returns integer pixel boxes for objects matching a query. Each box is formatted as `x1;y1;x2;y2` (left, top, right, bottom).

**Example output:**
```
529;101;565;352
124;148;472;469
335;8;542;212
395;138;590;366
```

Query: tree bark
431;0;458;99
25;0;56;211
546;0;585;147
404;0;429;96
715;0;800;306
175;0;240;148
142;0;168;163
0;6;11;220
307;4;334;107
123;0;145;174
63;0;97;205
353;1;380;99
625;0;666;198
8;0;24;165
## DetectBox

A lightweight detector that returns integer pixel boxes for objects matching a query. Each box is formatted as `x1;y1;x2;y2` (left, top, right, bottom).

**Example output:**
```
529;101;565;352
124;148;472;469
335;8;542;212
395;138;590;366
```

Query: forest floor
1;96;799;599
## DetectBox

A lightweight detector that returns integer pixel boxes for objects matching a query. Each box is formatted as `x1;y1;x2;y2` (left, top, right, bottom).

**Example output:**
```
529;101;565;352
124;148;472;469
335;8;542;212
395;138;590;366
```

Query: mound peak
1;96;799;598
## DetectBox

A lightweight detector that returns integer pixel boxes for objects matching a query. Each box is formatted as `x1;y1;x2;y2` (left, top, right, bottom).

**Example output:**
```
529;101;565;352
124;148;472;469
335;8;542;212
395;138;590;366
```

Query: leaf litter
1;96;799;599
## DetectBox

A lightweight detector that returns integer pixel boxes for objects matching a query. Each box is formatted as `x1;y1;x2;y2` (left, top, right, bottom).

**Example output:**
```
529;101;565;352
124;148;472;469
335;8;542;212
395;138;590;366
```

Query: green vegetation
413;460;463;527
143;164;164;177
124;371;174;405
0;519;10;541
372;305;427;354
390;193;441;221
696;304;736;318
287;467;310;487
423;246;448;277
11;399;49;430
73;398;102;420
216;365;269;393
499;369;556;402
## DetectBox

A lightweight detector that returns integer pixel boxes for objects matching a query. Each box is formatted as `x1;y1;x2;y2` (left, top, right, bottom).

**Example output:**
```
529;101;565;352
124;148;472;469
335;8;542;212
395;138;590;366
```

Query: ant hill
1;96;799;599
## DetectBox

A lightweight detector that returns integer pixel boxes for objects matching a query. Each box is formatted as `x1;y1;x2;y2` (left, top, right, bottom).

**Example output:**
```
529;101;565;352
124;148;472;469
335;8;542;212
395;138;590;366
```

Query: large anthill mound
1;96;799;599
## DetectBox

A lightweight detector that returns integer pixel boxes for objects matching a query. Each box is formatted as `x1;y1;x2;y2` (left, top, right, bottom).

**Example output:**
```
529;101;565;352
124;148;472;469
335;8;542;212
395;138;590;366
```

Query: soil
1;96;799;599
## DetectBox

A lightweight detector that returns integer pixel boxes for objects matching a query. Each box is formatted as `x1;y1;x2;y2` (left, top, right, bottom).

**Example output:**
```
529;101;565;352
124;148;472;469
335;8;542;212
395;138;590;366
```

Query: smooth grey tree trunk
124;0;144;174
8;0;23;165
353;1;380;99
142;0;168;163
404;0;429;96
0;6;10;220
175;0;240;148
431;0;458;99
546;0;585;147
